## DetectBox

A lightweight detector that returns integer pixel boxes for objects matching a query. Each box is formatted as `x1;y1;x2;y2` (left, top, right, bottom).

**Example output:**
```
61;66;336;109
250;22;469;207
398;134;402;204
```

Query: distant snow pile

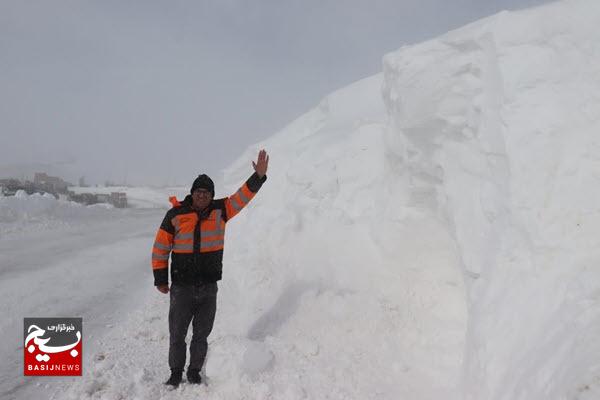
0;190;112;223
0;191;116;238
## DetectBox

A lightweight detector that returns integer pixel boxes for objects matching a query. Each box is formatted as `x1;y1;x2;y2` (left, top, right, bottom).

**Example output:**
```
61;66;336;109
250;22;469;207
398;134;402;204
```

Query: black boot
165;369;183;387
187;368;202;384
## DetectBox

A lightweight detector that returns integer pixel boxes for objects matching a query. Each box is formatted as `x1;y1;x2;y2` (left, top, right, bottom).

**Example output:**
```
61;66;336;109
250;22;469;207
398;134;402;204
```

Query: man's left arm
224;172;266;220
224;149;269;220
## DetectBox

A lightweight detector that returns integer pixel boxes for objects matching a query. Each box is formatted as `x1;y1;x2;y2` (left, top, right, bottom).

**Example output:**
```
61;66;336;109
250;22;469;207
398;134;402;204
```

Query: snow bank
380;0;600;398
0;191;117;237
0;186;185;241
220;72;466;398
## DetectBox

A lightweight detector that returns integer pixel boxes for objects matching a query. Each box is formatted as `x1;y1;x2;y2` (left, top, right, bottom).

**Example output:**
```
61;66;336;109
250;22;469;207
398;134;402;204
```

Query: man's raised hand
252;149;269;178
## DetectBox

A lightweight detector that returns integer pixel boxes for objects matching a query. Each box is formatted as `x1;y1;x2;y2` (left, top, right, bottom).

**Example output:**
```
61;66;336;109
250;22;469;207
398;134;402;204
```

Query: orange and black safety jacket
151;172;266;286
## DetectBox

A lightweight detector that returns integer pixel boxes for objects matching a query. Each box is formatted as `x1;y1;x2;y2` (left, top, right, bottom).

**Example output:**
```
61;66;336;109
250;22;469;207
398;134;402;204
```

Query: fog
0;0;552;186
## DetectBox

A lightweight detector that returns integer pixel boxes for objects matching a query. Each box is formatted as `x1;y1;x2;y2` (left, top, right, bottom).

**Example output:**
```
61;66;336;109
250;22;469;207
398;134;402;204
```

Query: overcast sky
0;0;553;186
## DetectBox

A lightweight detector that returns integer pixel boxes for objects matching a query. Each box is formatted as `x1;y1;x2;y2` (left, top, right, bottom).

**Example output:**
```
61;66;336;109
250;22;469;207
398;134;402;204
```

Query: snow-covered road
0;208;162;399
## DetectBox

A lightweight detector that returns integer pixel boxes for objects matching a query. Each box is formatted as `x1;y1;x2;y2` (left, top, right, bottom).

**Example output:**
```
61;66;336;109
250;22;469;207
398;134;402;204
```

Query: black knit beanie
190;174;214;196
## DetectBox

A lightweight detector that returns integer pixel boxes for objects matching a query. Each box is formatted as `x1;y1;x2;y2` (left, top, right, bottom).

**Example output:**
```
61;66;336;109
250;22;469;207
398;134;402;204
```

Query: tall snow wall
382;0;600;398
220;0;600;398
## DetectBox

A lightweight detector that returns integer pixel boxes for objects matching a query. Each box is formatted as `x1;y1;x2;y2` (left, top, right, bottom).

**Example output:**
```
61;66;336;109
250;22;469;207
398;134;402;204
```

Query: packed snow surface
2;0;600;399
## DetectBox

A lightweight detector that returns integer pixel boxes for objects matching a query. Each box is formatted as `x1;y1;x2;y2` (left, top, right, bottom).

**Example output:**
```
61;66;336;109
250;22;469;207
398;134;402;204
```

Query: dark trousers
168;282;218;371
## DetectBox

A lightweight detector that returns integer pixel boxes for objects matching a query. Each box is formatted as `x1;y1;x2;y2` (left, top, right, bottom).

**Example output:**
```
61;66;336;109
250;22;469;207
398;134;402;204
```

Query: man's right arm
152;211;175;292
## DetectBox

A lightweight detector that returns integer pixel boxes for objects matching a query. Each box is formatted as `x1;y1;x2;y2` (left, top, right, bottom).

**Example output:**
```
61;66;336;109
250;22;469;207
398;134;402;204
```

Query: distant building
0;178;25;196
96;194;111;203
33;173;70;194
68;192;99;205
110;192;127;208
66;190;128;208
78;176;87;187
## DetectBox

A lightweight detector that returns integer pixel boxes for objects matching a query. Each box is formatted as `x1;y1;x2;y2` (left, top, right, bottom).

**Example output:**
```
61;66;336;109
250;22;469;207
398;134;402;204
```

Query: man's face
191;188;213;210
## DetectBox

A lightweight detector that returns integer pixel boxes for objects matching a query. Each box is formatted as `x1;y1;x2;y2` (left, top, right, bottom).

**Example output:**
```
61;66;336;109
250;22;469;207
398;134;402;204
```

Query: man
151;149;269;387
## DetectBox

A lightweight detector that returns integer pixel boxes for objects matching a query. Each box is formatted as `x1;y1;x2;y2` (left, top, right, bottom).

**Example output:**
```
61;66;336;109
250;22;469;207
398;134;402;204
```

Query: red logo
24;318;82;376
